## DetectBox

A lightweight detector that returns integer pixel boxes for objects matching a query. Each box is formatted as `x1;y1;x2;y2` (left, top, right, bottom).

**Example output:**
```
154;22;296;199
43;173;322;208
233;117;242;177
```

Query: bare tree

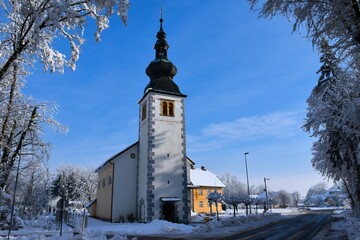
275;190;292;208
291;192;301;207
219;173;246;195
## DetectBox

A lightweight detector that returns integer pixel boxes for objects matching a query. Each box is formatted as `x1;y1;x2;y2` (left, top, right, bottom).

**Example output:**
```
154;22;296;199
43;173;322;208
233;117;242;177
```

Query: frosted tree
207;191;222;221
303;41;360;215
1;1;129;214
15;160;51;219
0;190;24;229
305;182;328;200
0;64;63;190
51;165;97;206
274;190;292;208
291;192;301;207
219;173;247;196
249;0;360;215
248;0;360;67
0;0;130;190
223;193;242;217
0;0;130;80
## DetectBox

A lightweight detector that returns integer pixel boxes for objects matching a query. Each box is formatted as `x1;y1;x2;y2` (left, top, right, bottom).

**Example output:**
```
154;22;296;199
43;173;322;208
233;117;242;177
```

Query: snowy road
133;210;333;240
216;209;333;240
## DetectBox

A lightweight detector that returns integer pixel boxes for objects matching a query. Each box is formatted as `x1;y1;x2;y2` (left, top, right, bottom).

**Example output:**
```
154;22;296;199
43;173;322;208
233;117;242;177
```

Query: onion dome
144;18;184;96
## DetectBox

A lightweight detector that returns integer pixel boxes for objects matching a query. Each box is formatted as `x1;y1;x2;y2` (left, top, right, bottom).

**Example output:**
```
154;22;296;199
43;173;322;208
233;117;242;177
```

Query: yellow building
189;166;226;213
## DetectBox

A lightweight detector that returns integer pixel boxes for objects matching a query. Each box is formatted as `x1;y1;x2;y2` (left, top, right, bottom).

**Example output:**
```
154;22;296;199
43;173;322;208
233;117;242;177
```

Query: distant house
188;165;226;213
303;185;348;207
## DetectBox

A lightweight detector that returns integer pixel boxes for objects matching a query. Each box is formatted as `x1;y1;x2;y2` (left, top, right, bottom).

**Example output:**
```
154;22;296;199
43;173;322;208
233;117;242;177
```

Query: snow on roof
190;168;226;188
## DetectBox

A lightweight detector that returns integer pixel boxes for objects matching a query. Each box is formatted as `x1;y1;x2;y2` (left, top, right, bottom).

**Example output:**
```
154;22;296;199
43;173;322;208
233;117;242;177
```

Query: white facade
112;144;138;221
138;91;189;223
95;143;138;221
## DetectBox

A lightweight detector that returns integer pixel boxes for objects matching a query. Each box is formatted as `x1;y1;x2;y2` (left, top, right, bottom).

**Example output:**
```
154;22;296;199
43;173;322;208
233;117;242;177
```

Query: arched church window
162;101;168;116
169;102;174;116
160;99;175;117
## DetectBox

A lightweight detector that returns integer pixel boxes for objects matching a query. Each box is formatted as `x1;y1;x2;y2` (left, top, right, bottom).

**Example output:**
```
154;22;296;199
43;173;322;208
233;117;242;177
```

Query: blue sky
25;1;328;196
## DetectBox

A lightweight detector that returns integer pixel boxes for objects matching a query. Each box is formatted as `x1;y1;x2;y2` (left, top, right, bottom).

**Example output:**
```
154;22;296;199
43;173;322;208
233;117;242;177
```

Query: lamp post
244;152;251;215
264;177;270;212
7;151;21;239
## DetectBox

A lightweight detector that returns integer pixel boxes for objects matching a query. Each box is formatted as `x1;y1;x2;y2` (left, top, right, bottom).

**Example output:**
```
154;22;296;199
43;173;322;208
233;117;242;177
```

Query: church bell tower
137;17;189;223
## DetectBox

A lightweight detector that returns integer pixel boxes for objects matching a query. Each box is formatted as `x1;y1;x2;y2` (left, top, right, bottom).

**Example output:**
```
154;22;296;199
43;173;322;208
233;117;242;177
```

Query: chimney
201;166;206;171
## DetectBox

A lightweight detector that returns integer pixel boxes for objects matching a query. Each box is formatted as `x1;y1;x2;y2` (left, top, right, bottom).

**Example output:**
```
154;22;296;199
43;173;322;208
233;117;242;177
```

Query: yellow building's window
141;102;147;121
199;189;203;195
199;201;203;208
160;99;174;117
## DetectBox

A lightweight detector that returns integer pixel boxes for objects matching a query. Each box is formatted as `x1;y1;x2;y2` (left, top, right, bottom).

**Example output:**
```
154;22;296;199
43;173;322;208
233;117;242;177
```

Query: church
92;18;225;224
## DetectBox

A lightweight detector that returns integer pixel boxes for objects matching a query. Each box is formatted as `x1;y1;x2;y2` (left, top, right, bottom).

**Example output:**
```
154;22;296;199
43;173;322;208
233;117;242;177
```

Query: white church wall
138;94;151;222
150;93;189;222
138;91;190;223
112;143;138;222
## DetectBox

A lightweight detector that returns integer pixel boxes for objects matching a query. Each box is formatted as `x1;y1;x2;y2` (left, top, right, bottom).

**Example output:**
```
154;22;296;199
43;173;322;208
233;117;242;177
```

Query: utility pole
264;177;270;212
244;152;251;215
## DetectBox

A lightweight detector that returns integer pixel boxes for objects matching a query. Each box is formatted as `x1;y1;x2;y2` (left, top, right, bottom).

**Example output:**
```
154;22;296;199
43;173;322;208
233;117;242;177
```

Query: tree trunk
215;201;219;221
0;107;37;189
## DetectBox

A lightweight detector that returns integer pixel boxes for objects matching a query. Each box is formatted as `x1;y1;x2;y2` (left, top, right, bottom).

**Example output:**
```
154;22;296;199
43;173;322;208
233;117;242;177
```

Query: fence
64;209;88;230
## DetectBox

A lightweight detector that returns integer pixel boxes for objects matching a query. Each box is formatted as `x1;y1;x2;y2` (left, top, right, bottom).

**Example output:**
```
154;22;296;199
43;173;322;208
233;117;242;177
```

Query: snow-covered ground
323;210;360;240
0;208;358;239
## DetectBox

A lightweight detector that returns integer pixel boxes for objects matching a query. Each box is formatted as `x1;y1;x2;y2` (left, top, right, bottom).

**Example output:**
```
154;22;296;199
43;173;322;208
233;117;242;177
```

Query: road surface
216;210;333;240
133;209;334;240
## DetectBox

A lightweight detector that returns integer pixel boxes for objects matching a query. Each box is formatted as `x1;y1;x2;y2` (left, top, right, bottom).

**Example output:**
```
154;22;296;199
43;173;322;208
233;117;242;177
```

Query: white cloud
203;111;303;140
188;111;305;153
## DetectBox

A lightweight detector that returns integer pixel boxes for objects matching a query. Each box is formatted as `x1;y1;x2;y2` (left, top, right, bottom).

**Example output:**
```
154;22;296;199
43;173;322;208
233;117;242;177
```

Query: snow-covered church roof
190;168;226;188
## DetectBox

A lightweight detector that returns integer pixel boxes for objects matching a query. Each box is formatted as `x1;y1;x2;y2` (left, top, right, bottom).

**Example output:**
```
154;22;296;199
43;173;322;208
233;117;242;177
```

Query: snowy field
0;208;358;239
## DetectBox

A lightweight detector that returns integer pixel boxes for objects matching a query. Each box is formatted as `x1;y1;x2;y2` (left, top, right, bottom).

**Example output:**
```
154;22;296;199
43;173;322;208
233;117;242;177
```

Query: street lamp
7;151;22;239
244;152;251;214
264;177;270;212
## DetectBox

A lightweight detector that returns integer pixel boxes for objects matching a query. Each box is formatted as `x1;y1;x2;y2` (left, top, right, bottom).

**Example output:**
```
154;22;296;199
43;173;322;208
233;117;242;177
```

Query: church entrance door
163;202;176;222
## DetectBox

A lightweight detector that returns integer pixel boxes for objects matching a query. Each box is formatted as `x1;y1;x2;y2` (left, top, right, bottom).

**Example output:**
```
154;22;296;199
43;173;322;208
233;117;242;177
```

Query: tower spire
144;16;185;96
155;16;167;59
160;3;163;21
